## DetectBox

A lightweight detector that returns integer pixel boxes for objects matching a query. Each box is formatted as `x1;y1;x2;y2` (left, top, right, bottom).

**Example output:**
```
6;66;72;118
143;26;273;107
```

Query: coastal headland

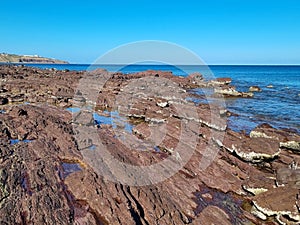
0;53;69;64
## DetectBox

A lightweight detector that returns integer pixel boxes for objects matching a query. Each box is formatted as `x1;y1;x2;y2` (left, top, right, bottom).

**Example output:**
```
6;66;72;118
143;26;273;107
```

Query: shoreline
0;65;300;224
1;64;299;133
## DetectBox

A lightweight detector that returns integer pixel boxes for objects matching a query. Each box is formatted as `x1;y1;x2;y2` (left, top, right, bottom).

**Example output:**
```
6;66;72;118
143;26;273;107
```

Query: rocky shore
1;65;300;224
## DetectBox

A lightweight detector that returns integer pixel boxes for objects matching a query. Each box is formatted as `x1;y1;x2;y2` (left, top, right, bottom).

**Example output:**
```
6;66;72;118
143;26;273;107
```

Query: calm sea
8;64;300;133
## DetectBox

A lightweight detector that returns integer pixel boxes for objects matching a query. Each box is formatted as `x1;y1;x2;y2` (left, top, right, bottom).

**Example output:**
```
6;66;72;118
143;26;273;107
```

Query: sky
0;0;299;64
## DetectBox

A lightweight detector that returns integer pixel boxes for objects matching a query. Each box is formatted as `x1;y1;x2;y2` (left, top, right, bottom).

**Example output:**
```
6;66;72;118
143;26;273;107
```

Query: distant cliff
0;53;69;64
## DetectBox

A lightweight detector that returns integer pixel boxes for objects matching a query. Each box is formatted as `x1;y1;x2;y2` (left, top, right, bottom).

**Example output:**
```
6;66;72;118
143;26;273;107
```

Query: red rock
1;65;299;224
250;124;300;151
252;186;300;222
132;122;151;139
196;205;232;225
276;167;300;187
215;130;280;163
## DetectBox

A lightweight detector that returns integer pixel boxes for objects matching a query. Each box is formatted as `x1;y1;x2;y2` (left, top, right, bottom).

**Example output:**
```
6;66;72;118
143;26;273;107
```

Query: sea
6;63;300;134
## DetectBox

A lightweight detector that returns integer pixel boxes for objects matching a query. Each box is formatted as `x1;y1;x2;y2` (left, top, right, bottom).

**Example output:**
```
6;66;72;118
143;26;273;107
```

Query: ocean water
9;63;300;133
208;66;300;133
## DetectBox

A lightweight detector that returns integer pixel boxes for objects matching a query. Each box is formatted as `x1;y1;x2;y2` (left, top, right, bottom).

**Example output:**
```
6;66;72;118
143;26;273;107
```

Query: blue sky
1;0;299;64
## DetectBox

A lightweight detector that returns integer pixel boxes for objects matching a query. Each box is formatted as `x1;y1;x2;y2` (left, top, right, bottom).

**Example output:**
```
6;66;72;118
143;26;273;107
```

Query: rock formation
249;86;262;92
0;65;299;224
214;86;254;98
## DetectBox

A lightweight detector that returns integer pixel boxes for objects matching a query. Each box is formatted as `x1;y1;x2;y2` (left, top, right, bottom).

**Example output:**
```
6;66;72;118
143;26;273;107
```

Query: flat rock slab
196;205;232;225
250;124;300;151
252;186;300;222
217;130;280;163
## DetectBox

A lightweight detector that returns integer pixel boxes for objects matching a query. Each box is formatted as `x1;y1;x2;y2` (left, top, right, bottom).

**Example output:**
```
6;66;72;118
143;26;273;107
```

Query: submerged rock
214;86;254;98
249;86;262;92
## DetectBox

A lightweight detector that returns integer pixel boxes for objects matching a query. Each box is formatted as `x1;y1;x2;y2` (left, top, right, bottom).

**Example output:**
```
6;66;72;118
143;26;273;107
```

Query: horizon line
1;62;300;66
